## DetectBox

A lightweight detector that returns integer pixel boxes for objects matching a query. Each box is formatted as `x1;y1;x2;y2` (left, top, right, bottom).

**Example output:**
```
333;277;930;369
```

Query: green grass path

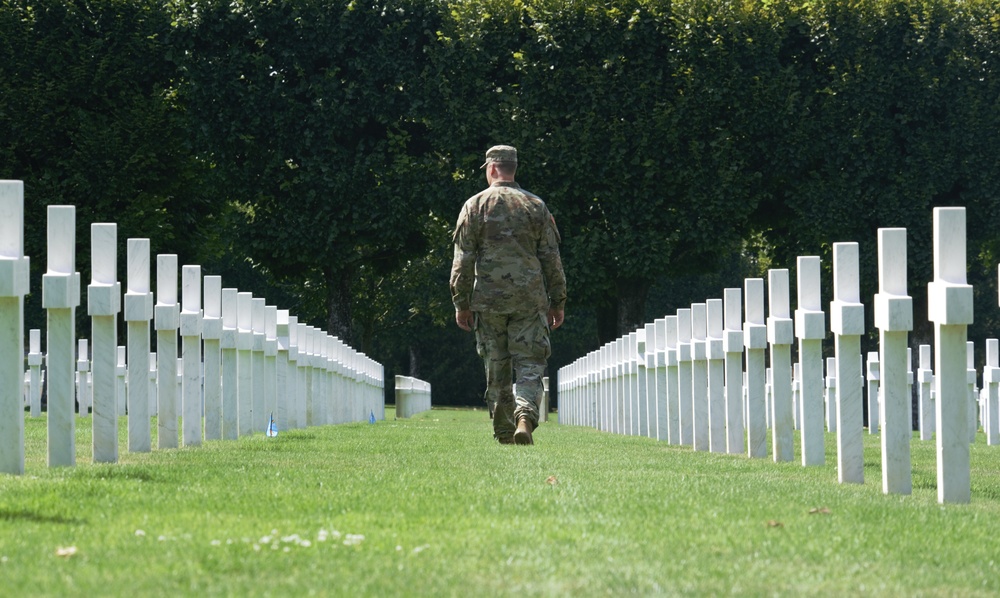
2;409;1000;596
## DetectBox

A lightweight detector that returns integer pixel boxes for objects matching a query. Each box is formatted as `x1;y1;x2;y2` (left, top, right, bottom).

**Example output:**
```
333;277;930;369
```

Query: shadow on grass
70;465;158;482
0;509;86;525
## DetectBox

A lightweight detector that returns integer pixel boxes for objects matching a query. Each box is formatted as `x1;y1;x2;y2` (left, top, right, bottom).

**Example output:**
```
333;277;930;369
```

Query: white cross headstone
277;310;292;432
643;322;658;439
653;318;669;441
723;288;744;454
795;256;826;466
89;223;121;463
0;181;30;474
627;331;642;436
28;329;43;418
866;352;880;434
636;328;650;437
236;292;254;436
665;315;680;444
115;346;126;416
180;265;202;447
76;339;91;415
288;315;302;429
691;304;709;450
928;207;972;503
264;304;278;432
155;255;179;449
43;205;81;467
875;227;914;494
202;276;222;440
251;298;267;432
918;344;934;440
124;238;153;452
220;287;238;440
706;299;726;453
677;308;693;446
744;278;768;458
825;357;837;432
831;242;865;484
966;342;977;443
984;339;999;446
767;269;794;462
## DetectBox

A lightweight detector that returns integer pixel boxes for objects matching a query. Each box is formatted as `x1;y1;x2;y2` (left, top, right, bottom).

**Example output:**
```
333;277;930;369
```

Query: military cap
480;145;518;169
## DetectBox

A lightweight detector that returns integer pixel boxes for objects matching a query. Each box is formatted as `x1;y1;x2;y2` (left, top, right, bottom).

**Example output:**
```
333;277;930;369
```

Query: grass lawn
2;408;999;596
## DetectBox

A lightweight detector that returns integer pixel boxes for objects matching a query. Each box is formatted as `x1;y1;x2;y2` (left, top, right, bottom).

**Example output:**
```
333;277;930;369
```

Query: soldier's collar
491;181;519;188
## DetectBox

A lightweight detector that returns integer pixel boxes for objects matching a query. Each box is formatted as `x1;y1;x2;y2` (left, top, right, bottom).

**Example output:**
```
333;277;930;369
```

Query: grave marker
43;206;80;467
928;207;972;503
875;228;913;494
723;288;744;454
831;242;865;484
795;256;825;466
768;269;794;463
0;181;30;474
180;265;202;446
155;255;179;449
744;278;767;458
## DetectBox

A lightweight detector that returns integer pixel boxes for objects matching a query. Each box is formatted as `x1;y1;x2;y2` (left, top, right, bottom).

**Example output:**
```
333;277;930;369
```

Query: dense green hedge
2;0;999;403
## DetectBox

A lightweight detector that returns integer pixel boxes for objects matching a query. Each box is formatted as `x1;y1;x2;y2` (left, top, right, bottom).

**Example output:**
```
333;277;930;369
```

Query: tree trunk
616;277;652;337
325;265;354;346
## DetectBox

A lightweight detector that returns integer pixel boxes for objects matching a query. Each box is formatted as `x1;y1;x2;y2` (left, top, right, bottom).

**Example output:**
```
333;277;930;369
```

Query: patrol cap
480;145;518;169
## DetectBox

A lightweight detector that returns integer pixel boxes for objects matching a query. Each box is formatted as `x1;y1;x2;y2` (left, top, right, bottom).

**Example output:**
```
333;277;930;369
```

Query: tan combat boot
514;417;534;445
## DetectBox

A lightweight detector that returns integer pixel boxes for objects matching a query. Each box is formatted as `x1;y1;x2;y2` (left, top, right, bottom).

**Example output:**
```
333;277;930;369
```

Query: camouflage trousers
475;310;551;441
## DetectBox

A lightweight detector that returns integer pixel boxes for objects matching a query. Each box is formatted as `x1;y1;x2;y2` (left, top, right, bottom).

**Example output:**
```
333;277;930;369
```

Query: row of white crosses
0;180;385;475
559;207;981;503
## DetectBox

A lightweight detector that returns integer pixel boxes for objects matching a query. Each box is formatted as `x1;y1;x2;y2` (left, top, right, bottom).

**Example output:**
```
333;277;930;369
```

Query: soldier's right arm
449;205;478;311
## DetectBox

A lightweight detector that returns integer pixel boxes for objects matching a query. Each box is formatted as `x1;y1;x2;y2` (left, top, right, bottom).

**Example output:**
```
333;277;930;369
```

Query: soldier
450;145;567;445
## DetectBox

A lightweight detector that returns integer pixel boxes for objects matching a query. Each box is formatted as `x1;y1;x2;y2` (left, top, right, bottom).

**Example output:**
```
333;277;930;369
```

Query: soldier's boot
497;436;515;445
514;417;534;445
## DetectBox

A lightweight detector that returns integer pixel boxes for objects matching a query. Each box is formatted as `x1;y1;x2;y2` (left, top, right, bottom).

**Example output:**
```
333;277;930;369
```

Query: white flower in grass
134;529;146;537
281;534;302;544
300;540;312;548
210;540;221;546
412;545;429;554
343;534;365;546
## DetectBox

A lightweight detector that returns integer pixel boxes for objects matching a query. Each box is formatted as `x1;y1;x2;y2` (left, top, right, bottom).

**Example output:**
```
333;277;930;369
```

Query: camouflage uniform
450;153;566;442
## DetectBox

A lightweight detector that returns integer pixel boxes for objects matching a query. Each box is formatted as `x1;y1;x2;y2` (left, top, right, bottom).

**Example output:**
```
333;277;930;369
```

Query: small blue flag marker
266;412;278;437
369;410;376;424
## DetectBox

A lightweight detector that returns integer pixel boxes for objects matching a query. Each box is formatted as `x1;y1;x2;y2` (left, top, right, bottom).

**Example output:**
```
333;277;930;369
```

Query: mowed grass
2;409;1000;597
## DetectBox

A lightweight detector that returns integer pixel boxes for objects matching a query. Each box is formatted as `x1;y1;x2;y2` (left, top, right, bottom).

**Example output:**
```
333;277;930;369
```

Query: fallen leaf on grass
809;507;832;515
546;476;559;485
55;546;78;558
766;520;783;528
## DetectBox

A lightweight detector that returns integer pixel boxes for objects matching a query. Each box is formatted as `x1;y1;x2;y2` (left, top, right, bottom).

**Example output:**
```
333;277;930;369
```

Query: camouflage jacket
450;181;566;314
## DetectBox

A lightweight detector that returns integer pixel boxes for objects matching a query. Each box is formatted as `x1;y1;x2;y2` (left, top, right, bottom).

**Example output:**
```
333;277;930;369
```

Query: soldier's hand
548;308;564;330
455;309;474;332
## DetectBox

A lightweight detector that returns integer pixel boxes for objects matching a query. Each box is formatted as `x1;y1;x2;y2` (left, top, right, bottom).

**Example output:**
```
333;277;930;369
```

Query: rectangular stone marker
155;255;179;449
928;207;972;503
768;269;794;462
202;276;222;440
831;242;865;484
677;309;693;446
0;181;30;474
795;256;826;466
43;206;81;467
723;288;744;454
744;278;767;458
125;239;153;452
875;227;913;494
918;345;934;440
653;318;668;441
89;223;121;463
180;265;202;447
286;314;301;429
628;331;642;436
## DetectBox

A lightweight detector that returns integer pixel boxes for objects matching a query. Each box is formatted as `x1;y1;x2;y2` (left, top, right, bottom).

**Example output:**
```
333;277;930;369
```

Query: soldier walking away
450;145;567;445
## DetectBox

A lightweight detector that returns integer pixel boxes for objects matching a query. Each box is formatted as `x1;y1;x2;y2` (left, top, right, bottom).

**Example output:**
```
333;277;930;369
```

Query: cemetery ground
2;409;1000;596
